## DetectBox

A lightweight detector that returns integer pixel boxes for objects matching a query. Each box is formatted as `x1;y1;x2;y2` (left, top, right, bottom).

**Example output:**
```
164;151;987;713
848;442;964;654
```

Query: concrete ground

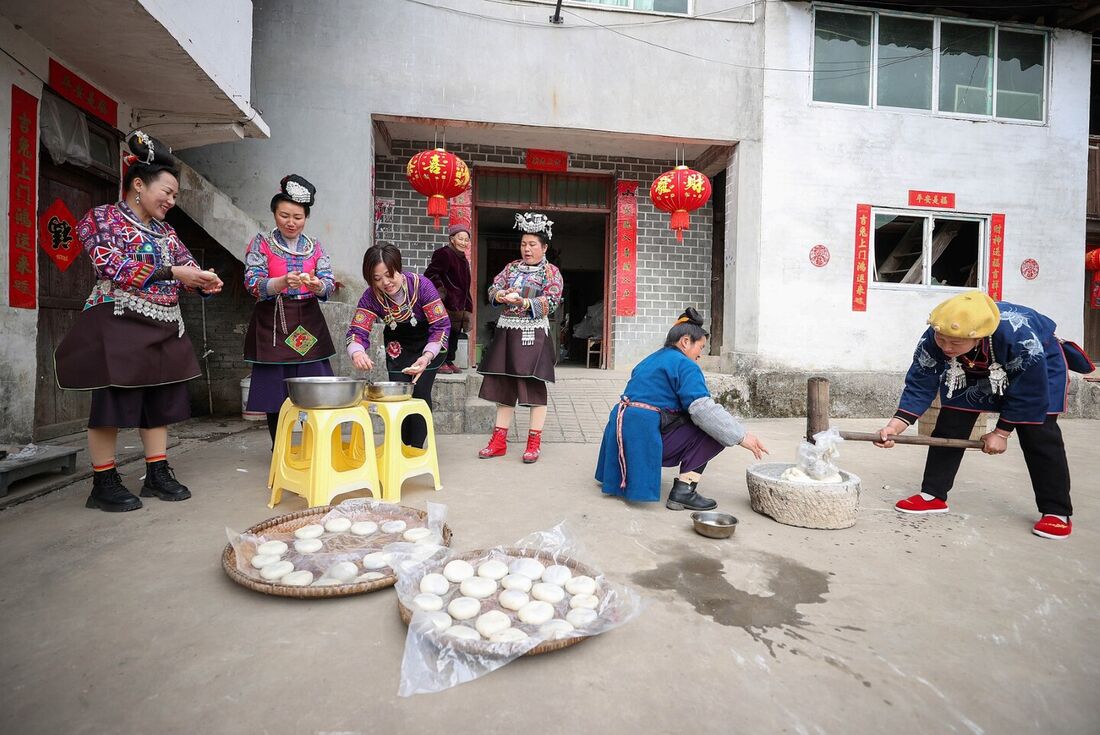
0;417;1097;735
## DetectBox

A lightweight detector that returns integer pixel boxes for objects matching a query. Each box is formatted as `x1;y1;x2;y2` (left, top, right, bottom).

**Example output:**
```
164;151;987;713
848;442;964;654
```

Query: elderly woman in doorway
242;175;337;445
54;131;223;513
595;308;769;511
423;216;473;374
346;243;450;448
477;212;564;464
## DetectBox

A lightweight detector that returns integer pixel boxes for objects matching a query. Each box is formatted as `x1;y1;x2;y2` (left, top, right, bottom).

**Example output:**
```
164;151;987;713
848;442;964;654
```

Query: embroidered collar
117;201;169;240
268;228;315;258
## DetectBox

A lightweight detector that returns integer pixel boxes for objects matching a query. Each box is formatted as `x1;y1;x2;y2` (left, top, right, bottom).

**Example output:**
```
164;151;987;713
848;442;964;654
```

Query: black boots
141;460;192;501
666;478;717;511
86;468;143;512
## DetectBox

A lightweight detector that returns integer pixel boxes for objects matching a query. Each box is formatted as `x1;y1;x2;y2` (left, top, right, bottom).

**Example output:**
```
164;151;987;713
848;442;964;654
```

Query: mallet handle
839;431;984;450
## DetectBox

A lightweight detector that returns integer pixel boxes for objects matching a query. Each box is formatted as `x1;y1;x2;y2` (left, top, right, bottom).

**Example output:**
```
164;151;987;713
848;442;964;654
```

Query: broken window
873;212;984;288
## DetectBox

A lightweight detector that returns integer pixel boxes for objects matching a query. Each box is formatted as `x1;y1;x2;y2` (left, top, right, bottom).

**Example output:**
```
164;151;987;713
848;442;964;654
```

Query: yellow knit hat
927;291;1001;338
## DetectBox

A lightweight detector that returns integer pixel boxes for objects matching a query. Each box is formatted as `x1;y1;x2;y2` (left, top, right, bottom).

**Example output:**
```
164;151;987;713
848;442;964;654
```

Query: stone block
746;463;861;530
464;397;497;434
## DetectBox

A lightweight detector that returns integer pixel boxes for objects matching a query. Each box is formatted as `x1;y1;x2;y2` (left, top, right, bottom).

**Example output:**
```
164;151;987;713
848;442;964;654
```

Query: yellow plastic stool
267;399;382;508
365;397;442;502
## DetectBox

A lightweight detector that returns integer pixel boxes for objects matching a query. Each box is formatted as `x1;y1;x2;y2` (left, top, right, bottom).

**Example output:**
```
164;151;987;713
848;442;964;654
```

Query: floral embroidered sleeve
895;330;945;425
528;263;563;319
416;275;451;358
346;289;382;356
311;241;336;301
487;264;512;305
78;206;157;289
243;234;274;300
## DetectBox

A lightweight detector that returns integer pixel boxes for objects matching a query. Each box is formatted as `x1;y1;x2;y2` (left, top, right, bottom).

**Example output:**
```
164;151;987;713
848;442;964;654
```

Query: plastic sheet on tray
226;499;447;587
390;522;643;696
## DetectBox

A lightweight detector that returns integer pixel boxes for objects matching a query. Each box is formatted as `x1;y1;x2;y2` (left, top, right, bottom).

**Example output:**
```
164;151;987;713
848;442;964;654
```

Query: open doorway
473;206;609;367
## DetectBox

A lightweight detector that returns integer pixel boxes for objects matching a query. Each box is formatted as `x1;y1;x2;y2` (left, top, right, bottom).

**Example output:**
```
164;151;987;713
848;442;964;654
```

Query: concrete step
463;397;497;434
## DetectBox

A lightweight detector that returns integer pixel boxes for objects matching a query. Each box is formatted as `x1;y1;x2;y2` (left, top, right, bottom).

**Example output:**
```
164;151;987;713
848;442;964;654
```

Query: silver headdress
285;180;311;204
134;131;155;164
514;212;554;240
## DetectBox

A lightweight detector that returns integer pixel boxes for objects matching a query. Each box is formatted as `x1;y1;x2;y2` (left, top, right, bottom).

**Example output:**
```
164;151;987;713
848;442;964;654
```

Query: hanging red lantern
649;165;712;242
406;147;471;229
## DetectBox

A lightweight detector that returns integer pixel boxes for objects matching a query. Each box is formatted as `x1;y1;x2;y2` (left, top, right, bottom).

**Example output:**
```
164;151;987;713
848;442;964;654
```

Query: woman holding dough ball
595;308;768;511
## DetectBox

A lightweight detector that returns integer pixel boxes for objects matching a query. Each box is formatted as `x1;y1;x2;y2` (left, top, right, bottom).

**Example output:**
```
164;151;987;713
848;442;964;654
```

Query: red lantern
406;147;471;229
649;165;712;242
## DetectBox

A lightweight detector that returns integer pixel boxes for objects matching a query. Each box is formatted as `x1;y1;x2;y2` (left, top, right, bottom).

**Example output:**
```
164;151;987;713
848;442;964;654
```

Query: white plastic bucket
240;377;265;421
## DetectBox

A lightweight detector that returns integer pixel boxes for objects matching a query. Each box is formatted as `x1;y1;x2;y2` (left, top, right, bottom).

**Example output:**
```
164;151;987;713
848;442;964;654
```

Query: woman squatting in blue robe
595;308;769;511
875;291;1095;540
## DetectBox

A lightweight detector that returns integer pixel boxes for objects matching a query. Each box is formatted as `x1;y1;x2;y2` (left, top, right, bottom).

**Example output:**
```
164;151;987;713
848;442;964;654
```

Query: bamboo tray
396;546;605;656
223;504;452;599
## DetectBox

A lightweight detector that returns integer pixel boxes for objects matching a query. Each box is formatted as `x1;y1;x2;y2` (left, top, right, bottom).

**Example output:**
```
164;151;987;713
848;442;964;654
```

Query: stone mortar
745;463;861;530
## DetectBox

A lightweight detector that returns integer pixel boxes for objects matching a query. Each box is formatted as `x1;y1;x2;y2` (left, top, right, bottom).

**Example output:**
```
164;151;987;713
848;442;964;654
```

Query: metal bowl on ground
364;381;414;402
284;377;368;409
691;511;738;539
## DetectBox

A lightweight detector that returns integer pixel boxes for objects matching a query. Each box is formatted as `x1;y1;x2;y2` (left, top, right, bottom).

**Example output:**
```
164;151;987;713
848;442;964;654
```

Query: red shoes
895;494;949;514
1032;515;1072;540
522;430;542;464
478;427;542;463
478;426;508;459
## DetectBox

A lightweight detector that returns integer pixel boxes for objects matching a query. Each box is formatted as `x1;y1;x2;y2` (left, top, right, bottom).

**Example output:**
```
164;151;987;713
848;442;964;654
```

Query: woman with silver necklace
242;175;336;445
55;131;223;513
347;243;450;448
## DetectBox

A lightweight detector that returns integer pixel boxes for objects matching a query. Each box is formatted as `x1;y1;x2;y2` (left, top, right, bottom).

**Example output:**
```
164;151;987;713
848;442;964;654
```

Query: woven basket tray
396;547;604;656
223;505;452;599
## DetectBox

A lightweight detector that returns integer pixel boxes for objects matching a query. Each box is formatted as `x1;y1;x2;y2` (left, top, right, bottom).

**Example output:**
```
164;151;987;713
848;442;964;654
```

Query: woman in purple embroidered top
242;175;337;444
347;243;450;448
55;131;223;513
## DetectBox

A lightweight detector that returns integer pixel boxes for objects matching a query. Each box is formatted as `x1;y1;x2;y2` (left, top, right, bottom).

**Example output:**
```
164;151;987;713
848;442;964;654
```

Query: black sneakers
665;478;718;511
140;460;192;501
85;468;143;512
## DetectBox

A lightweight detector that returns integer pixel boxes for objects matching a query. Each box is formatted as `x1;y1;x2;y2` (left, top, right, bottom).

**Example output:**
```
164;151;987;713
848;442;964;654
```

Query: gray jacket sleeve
688;396;746;447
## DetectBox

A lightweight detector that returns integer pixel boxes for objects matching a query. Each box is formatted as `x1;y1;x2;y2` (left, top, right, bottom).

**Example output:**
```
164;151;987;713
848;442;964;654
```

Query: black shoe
85;468;143;512
665;478;717;511
141;460;192;501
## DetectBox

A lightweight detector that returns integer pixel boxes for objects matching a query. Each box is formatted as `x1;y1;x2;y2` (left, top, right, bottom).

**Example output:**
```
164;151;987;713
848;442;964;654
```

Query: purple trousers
661;422;724;474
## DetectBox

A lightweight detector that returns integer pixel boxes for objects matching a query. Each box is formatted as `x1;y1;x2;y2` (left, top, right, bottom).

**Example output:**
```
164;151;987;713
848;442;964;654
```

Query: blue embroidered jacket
895;301;1068;432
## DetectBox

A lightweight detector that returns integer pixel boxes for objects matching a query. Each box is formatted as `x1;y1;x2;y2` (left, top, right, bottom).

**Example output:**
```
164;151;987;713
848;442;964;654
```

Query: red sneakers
895;494;949;514
1032;515;1072;540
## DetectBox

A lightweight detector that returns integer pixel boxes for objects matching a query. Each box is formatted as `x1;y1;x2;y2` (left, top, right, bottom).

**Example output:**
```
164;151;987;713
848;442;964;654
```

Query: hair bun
127;131;177;168
279;174;317;207
677;307;704;327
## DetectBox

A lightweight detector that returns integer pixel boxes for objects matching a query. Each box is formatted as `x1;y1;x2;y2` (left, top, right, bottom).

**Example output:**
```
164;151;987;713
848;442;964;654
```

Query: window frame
811;3;1049;125
561;0;694;17
869;207;989;292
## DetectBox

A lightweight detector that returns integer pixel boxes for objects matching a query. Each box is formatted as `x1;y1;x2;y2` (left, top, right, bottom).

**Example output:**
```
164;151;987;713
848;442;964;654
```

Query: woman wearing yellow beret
875;291;1094;540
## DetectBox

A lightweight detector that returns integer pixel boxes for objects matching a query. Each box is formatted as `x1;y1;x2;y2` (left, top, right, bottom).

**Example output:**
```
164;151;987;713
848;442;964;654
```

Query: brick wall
374;140;713;369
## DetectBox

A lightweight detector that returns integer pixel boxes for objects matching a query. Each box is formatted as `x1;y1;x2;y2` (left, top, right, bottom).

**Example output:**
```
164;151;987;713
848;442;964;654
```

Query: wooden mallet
805;377;984;449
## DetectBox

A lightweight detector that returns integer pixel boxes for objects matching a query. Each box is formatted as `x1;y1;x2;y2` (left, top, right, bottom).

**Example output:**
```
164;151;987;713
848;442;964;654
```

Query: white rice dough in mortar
294;524;324;540
447;596;481;621
779;466;843;484
443;559;475;583
500;574;533;592
419;573;450;596
460;576;497;599
256;540;288;557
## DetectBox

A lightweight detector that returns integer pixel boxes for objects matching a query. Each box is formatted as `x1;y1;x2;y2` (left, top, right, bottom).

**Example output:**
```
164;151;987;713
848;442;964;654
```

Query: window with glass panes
569;0;690;13
871;210;986;289
813;8;1047;123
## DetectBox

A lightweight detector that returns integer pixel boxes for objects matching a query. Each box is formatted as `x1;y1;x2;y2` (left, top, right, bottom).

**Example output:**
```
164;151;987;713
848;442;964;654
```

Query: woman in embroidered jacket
55;132;223;513
876;291;1095;540
243;175;337;444
476;212;564;463
347;243;450;448
595;308;768;511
